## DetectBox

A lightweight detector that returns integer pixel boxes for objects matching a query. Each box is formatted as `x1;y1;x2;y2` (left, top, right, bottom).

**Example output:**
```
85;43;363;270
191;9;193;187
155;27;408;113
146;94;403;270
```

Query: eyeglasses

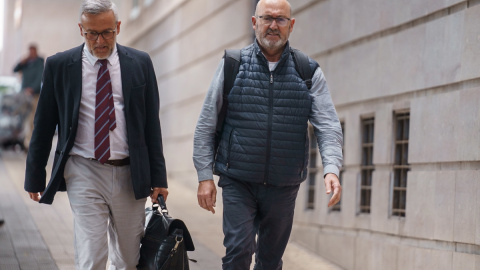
257;15;291;27
82;29;116;41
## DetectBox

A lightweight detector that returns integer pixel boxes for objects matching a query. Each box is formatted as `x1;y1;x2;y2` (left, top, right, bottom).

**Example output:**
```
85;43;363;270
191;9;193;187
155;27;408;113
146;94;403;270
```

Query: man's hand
28;192;44;202
325;173;342;207
150;187;168;203
197;180;217;214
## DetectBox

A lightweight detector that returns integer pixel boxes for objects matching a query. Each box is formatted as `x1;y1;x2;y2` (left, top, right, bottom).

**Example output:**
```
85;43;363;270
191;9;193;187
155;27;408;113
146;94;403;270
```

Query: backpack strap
214;49;241;152
291;48;316;90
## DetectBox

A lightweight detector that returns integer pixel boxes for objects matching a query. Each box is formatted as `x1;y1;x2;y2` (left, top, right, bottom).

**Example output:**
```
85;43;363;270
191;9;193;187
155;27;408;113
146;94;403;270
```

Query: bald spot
255;0;292;17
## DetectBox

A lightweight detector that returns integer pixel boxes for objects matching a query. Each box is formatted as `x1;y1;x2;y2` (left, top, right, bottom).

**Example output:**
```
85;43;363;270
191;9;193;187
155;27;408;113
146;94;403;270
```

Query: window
392;112;410;217
306;125;318;210
330;121;345;212
360;118;374;214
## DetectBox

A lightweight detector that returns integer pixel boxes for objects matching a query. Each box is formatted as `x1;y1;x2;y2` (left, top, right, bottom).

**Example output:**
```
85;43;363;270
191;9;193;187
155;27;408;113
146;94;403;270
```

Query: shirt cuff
323;164;340;178
197;168;214;182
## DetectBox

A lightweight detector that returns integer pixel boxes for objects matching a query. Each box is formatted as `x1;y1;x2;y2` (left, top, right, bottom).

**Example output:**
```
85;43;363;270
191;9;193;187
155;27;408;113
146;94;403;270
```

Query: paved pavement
0;146;342;270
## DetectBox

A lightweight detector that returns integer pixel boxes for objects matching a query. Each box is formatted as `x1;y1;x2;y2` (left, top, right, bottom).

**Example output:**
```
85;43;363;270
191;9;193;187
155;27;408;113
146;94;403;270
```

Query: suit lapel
117;44;133;109
67;45;84;135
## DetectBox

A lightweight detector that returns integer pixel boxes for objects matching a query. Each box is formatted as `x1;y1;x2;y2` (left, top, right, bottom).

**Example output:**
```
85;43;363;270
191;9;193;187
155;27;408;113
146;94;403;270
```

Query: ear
116;21;121;36
252;16;257;31
78;23;84;37
289;18;295;33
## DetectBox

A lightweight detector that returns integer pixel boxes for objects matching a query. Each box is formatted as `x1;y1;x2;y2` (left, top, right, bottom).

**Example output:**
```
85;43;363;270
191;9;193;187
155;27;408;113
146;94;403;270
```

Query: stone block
423;10;464;87
318;230;355;270
342;108;362;166
454;170;478;244
397;245;416;270
457;88;480;162
370;170;394;234
291;0;464;56
403;171;435;239
453;252;476;270
427;249;453;270
410;91;460;163
372;104;394;165
433;171;455;242
339;170;359;228
459;4;480;81
290;224;319;254
354;236;373;270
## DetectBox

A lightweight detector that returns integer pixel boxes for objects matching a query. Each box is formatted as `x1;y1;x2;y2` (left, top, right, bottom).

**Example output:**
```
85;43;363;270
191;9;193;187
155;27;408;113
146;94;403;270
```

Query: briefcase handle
158;195;168;213
152;195;169;217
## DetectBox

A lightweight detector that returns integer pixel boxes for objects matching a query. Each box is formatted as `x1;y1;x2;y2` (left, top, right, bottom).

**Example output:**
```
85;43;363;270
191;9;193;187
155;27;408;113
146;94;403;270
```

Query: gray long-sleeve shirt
193;59;343;182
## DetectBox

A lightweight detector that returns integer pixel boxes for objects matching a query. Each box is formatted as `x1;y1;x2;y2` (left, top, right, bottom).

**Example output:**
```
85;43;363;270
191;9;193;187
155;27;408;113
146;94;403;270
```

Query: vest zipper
263;72;274;184
301;131;309;178
226;128;235;169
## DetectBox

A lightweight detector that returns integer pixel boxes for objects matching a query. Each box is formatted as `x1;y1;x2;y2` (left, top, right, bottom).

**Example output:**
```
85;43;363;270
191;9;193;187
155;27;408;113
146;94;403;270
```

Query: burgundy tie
94;59;116;164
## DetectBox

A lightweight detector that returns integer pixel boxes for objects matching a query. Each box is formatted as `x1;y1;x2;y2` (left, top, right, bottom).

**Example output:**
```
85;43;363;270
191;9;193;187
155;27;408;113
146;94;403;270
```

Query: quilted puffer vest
214;42;319;186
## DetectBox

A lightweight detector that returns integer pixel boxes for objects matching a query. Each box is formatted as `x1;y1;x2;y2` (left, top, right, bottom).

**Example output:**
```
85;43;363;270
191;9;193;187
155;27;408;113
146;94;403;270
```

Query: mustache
266;29;280;35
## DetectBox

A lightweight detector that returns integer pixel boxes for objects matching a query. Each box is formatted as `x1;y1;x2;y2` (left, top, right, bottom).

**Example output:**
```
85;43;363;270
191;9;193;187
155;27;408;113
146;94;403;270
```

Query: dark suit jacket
24;44;167;204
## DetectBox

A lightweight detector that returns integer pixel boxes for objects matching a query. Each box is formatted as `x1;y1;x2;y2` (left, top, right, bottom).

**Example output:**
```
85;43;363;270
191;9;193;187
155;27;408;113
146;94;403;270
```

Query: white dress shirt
70;45;129;160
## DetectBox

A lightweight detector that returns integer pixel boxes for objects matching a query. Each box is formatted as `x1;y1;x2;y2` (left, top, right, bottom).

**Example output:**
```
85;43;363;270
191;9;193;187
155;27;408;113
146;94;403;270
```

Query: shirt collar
83;43;118;66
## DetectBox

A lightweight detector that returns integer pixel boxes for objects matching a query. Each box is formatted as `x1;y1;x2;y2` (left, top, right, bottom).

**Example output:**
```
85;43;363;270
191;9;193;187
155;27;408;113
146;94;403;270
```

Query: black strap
214;49;241;152
291;48;315;90
214;48;315;153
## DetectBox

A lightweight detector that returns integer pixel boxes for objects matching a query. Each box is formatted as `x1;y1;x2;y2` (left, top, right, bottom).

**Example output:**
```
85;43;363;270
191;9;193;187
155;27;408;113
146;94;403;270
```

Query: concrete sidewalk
0;149;342;270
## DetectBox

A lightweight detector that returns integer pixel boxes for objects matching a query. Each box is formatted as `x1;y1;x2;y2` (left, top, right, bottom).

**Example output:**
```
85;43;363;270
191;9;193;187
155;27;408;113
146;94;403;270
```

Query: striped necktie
94;59;116;164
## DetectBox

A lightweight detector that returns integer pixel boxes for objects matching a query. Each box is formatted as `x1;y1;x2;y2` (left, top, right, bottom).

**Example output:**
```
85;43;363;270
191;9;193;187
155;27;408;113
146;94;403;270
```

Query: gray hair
79;0;119;22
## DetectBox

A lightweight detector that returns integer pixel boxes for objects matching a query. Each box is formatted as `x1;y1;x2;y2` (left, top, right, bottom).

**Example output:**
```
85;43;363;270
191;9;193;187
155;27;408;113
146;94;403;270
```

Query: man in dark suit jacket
24;0;167;268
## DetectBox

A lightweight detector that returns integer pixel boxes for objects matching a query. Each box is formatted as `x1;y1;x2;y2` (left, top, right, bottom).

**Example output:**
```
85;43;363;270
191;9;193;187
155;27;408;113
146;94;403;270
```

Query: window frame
391;111;410;217
359;117;374;214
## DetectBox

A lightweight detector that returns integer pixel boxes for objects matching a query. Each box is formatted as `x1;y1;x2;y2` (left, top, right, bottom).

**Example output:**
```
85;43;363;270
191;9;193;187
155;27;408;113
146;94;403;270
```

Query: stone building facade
2;1;479;269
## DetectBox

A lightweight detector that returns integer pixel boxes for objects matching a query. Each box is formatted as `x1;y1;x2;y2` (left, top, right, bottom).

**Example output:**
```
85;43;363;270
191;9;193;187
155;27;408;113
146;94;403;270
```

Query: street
0;146;341;270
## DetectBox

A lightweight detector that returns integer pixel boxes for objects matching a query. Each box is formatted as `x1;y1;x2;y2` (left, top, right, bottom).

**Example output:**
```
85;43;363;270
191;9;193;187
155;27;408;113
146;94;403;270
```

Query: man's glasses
257;16;291;27
83;29;116;41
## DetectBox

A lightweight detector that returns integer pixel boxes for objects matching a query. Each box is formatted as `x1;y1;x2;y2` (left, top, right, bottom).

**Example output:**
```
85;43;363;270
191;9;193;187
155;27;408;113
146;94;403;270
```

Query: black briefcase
137;196;195;270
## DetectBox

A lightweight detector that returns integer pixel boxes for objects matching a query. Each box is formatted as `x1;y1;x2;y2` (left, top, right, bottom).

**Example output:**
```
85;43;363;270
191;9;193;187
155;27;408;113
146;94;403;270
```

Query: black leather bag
137;196;195;270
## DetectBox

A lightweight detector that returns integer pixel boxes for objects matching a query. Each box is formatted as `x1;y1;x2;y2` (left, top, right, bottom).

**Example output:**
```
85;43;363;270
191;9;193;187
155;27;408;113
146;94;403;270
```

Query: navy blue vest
214;42;319;186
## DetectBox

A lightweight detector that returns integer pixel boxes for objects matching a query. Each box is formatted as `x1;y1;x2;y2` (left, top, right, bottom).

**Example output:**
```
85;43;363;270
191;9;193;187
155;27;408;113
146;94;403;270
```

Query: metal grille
360;118;374;214
392;112;410;217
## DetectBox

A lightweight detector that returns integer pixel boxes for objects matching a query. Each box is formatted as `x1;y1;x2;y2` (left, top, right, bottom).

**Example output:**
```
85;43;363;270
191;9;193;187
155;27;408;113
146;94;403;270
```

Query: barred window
392;112;410;217
330;121;345;212
306;125;318;210
360;118;374;214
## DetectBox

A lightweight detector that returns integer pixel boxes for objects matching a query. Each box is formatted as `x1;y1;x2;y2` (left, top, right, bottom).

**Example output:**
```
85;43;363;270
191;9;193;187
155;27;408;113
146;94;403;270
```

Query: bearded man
193;0;343;269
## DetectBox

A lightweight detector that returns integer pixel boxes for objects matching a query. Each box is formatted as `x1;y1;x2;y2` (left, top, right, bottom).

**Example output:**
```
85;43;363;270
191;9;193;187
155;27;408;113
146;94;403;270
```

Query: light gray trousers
64;155;147;270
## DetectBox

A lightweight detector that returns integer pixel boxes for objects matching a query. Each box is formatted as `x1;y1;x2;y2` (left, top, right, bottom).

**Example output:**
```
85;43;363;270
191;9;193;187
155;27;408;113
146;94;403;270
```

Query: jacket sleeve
143;54;168;188
24;57;59;192
13;61;26;73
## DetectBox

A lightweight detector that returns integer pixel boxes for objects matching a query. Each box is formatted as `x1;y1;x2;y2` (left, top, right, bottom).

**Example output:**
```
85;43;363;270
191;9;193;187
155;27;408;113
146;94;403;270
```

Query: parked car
0;76;30;150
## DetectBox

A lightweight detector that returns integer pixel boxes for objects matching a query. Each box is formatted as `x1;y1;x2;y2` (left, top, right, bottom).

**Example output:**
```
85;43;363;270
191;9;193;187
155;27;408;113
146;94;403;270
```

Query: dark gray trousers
219;175;300;270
